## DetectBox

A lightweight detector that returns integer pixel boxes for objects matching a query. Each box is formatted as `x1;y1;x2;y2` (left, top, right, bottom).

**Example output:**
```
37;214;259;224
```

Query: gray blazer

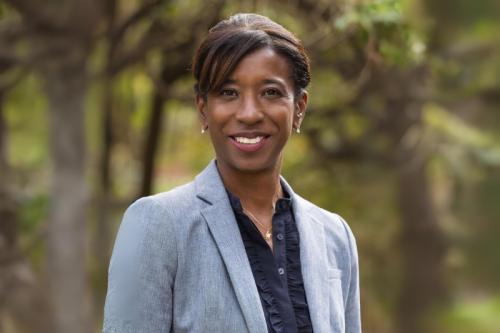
103;160;361;333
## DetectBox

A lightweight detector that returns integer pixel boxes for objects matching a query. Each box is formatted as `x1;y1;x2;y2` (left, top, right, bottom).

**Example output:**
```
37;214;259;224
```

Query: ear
195;94;208;130
293;90;308;131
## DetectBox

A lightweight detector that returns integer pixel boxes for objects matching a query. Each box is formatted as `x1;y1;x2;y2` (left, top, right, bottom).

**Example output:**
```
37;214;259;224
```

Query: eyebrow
263;78;287;87
222;78;288;88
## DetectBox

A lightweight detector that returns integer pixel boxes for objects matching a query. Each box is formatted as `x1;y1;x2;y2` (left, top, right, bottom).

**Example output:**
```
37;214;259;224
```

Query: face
196;47;307;174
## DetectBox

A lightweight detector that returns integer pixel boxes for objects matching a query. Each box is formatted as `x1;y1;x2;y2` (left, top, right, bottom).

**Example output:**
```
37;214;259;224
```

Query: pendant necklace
241;186;282;244
242;207;273;242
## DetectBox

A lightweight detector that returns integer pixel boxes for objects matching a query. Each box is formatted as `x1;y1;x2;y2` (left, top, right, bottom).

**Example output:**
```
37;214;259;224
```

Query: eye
263;88;282;97
219;88;238;98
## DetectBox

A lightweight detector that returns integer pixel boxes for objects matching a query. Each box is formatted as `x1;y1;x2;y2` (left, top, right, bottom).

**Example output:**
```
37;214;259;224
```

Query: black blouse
226;188;314;333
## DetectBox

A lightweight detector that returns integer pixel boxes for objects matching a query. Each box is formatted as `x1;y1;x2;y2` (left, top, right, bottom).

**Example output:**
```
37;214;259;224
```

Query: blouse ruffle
227;189;313;333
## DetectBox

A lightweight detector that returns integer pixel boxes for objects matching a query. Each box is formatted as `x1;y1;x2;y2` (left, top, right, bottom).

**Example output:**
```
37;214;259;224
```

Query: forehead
226;47;293;86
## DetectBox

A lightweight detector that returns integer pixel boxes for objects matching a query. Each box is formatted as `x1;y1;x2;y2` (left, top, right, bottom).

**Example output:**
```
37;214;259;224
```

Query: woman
103;13;361;333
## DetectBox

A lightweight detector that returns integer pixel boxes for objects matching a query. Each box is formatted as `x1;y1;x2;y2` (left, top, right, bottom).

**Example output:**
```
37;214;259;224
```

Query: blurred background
0;0;499;332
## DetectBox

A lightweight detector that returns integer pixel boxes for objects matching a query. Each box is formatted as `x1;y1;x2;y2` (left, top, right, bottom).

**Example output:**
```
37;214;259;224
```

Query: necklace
242;207;273;242
240;186;282;244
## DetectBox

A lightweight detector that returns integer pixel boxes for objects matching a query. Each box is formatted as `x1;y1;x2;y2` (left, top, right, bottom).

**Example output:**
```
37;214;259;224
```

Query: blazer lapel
281;179;331;333
195;161;267;333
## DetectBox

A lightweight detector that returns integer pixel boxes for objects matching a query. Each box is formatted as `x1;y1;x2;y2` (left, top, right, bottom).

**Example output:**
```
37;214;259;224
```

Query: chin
224;156;279;174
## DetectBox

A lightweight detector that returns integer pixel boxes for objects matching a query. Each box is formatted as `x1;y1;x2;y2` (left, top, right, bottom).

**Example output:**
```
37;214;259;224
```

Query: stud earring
296;127;301;134
201;126;207;134
297;112;303;118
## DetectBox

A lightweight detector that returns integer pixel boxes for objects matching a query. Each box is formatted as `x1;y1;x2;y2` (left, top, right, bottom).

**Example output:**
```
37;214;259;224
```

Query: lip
228;133;270;153
229;131;268;138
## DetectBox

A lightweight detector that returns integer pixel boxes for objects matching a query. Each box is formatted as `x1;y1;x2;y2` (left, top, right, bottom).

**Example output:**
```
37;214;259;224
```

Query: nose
235;94;264;125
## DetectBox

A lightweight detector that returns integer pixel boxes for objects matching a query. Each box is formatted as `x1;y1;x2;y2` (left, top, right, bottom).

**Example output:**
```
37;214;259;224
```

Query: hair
192;13;310;99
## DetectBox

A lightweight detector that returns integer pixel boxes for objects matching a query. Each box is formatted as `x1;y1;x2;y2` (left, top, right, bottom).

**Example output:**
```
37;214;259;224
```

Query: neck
216;159;283;212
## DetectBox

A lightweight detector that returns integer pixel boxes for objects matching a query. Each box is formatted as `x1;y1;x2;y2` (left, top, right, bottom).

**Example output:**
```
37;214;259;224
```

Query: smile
234;136;264;144
229;135;269;153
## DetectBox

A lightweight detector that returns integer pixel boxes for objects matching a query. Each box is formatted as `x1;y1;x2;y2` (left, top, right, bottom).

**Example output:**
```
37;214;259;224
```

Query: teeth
234;136;264;144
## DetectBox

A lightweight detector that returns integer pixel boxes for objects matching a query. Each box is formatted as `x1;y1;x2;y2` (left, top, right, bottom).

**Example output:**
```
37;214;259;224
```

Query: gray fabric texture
103;160;362;333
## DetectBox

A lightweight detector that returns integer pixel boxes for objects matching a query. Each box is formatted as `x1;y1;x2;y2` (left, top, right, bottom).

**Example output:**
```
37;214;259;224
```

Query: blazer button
278;268;285;275
276;233;284;241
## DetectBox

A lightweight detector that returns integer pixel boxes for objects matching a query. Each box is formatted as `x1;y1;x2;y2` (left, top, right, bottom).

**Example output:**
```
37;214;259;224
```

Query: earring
297;112;303;118
296;127;301;134
201;126;207;134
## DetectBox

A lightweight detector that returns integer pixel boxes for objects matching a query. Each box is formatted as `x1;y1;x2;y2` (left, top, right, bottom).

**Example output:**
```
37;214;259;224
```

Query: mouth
233;136;265;144
228;134;270;152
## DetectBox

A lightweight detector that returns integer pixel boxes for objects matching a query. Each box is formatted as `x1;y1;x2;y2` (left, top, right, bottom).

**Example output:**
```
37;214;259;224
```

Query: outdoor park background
0;0;499;332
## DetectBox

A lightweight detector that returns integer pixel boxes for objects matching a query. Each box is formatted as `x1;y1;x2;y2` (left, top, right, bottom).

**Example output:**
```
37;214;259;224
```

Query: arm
103;197;177;333
340;217;362;333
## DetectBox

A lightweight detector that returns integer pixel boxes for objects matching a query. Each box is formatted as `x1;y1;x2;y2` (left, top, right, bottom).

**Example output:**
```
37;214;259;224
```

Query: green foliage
309;71;357;109
2;0;500;332
18;194;49;234
434;296;500;333
5;76;48;169
0;2;12;17
335;0;427;67
335;0;403;31
424;103;500;167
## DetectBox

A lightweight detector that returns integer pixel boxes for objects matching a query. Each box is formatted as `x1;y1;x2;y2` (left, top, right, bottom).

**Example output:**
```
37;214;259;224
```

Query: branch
103;0;118;25
441;41;499;61
3;0;62;33
0;19;28;44
109;0;165;45
479;87;500;104
147;50;193;99
0;69;27;92
0;50;21;69
109;20;167;75
308;126;387;163
109;0;224;76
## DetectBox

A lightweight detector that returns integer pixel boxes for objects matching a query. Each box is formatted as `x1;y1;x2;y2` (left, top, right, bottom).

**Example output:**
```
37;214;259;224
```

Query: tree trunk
42;52;91;333
387;95;448;333
395;154;448;333
0;92;6;172
139;89;166;197
94;8;118;273
0;92;55;333
92;72;114;325
138;56;193;198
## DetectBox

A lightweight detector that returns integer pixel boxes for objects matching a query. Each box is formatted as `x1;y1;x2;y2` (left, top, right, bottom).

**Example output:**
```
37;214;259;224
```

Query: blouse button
276;233;284;241
278;268;285;275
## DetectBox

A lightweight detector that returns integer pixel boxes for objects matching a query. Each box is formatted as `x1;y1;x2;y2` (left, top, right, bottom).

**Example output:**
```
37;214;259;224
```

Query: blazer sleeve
340;216;362;333
103;197;177;333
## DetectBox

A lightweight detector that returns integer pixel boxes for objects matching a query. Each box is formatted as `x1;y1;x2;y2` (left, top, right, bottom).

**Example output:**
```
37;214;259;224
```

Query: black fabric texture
226;187;313;333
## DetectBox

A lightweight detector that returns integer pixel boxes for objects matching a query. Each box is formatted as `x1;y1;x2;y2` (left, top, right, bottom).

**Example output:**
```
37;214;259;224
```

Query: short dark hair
192;13;311;99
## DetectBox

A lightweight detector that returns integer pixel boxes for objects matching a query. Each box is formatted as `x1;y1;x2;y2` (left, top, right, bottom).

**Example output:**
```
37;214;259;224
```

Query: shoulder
124;181;196;222
131;181;196;212
294;194;357;258
295;194;354;237
116;181;197;248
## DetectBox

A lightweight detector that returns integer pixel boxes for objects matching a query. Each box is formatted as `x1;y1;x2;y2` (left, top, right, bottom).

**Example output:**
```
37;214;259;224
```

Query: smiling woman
196;47;306;175
103;13;361;333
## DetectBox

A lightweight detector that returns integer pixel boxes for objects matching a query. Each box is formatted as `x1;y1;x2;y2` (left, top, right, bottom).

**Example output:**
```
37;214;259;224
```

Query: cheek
270;103;295;126
282;110;295;130
205;106;229;129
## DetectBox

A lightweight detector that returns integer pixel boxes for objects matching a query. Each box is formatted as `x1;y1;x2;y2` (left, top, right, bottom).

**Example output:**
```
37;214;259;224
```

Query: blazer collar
195;160;330;333
194;160;228;205
194;160;267;333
